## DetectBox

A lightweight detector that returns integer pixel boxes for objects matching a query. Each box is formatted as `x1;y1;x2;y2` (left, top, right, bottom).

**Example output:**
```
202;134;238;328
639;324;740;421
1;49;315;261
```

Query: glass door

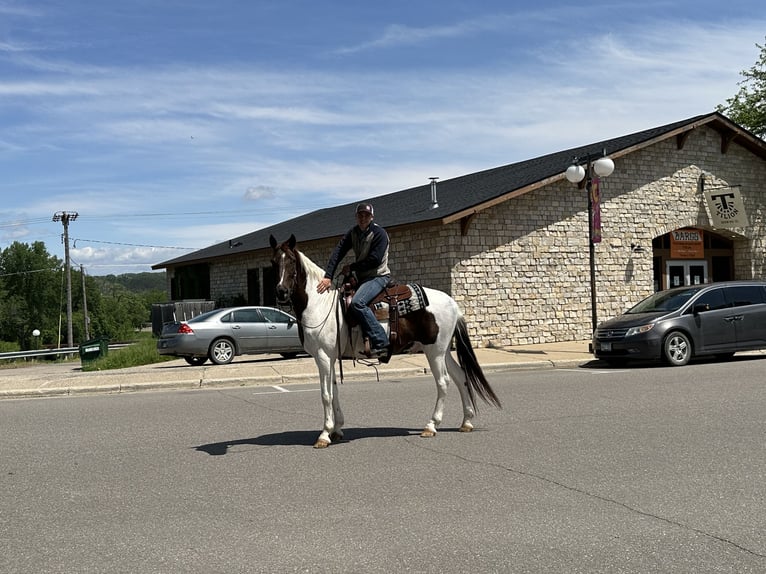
666;260;708;289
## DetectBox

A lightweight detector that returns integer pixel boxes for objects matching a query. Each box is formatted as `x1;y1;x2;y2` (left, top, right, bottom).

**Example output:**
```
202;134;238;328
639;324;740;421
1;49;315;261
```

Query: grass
81;334;176;372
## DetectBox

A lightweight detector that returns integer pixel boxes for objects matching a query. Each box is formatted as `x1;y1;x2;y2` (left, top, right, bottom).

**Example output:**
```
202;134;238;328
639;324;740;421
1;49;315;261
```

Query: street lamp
565;150;615;337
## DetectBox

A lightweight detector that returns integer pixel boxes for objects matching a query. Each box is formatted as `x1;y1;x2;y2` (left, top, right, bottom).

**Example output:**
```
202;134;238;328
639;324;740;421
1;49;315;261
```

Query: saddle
341;277;425;350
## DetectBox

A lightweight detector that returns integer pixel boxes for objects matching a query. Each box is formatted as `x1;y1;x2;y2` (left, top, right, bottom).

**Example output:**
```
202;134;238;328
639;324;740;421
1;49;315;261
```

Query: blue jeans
351;275;390;349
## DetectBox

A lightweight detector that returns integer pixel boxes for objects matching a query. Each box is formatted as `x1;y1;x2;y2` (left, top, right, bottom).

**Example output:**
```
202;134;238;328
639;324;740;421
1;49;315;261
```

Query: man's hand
317;277;332;294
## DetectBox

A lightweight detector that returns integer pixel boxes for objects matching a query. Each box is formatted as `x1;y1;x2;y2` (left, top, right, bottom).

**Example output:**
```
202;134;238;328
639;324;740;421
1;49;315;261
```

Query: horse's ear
288;234;296;249
269;235;277;249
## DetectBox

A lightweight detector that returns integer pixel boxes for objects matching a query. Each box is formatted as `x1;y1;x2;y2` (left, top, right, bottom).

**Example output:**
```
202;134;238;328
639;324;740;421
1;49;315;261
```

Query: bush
81;334;175;372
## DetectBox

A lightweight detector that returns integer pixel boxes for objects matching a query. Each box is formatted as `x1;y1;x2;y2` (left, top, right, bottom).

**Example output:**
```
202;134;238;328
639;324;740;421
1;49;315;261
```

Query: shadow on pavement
194;426;420;454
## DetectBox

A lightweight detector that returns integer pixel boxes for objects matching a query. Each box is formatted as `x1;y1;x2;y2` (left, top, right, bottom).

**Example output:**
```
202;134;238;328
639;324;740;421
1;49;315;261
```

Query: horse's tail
454;316;502;410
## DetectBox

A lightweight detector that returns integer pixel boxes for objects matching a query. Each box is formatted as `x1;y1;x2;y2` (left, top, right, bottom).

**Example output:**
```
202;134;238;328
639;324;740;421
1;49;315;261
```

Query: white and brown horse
270;234;501;448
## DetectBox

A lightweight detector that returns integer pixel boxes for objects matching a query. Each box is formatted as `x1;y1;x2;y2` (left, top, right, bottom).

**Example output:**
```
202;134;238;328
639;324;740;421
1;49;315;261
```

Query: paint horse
270;234;502;448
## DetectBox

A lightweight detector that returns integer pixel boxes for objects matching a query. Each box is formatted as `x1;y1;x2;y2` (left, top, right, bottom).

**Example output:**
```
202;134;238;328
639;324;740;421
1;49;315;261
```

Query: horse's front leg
314;353;341;448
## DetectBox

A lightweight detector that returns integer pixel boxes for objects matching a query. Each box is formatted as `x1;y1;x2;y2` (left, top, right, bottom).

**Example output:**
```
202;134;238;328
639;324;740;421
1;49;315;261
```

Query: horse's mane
296;249;326;284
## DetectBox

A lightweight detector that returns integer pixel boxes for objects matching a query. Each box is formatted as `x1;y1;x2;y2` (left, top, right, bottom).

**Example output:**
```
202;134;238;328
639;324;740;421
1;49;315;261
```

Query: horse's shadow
195;427;420;455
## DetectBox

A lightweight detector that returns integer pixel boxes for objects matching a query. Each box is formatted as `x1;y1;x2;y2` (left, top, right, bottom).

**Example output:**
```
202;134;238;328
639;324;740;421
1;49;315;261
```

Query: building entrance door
666;260;708;289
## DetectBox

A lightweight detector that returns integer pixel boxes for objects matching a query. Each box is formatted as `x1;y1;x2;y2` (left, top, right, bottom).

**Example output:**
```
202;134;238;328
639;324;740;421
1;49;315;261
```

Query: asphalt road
2;357;765;573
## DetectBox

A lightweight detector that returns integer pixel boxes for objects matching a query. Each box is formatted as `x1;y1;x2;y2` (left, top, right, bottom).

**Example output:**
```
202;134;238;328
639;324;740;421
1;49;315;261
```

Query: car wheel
210;338;236;365
184;356;208;366
663;331;692;366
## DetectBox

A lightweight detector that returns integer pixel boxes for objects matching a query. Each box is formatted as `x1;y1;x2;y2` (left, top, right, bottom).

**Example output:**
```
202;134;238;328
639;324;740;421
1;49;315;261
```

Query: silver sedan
157;306;304;365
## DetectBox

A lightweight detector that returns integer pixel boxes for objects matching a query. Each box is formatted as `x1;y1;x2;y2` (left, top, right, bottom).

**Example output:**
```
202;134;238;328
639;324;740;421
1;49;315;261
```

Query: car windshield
626;287;703;314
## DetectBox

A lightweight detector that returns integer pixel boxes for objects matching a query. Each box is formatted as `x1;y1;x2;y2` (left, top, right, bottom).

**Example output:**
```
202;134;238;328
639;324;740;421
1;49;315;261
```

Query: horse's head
270;234;299;305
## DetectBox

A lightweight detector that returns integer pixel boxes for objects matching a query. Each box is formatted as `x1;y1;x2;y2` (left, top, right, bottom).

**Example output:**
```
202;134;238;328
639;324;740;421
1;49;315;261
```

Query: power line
0;267;62;278
71;238;199;250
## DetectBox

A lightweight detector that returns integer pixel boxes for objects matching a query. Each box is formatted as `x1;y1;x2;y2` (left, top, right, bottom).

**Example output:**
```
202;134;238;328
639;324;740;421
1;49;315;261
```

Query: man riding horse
316;202;391;359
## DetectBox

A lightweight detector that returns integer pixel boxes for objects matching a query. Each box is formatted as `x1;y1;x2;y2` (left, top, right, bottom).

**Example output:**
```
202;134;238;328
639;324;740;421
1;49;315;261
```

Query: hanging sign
670;228;704;259
704;185;748;228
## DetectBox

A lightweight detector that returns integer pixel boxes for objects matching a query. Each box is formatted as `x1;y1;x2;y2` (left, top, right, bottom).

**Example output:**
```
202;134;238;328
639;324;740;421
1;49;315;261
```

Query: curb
0;359;595;400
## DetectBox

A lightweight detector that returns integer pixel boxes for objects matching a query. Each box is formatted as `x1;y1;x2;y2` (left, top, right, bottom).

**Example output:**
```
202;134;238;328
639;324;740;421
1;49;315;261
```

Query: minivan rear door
724;285;766;349
689;287;736;352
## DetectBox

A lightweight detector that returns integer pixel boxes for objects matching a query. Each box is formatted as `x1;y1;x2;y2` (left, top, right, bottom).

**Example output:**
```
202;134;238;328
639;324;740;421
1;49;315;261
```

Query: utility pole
81;264;90;340
53;211;78;347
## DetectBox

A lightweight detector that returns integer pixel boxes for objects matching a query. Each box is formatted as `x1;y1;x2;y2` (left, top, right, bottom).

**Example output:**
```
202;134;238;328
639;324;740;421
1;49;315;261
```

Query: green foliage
81;333;175;372
0;242;62;350
0;242;169;350
717;38;766;138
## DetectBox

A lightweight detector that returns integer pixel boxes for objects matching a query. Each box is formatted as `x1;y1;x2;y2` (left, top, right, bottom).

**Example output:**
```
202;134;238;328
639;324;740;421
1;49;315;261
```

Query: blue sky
1;1;764;275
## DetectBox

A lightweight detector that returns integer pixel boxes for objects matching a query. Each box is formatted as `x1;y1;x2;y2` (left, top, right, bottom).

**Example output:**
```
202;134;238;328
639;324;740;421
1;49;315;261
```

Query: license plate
599;342;612;351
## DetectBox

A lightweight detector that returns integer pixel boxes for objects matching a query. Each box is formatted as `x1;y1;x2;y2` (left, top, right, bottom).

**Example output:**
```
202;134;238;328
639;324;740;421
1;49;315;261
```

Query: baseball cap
355;203;374;216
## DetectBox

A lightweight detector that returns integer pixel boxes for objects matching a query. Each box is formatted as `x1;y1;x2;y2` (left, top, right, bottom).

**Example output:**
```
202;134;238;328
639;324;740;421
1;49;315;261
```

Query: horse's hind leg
422;347;450;437
446;350;476;432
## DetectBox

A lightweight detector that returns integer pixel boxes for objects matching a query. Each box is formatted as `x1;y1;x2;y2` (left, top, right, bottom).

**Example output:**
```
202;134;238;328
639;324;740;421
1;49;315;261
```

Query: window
691;288;728;312
725;286;766;307
260;308;292;323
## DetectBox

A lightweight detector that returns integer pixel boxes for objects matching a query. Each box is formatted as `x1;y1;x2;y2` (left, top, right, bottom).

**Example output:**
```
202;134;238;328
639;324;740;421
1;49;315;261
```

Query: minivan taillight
177;323;194;334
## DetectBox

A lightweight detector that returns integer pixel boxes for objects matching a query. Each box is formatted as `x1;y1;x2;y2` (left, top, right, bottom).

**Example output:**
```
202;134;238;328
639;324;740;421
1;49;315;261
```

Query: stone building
153;112;766;347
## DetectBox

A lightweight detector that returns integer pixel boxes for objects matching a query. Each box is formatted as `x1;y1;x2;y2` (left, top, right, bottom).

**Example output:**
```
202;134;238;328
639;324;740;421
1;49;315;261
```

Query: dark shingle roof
153;112;763;269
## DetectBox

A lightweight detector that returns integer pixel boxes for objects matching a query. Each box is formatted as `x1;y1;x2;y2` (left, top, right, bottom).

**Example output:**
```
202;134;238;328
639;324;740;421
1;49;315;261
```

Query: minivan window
725;285;766;307
688;288;728;313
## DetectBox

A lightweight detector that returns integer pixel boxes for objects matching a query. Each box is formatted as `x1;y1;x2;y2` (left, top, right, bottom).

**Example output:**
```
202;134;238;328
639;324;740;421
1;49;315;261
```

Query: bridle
274;242;338;331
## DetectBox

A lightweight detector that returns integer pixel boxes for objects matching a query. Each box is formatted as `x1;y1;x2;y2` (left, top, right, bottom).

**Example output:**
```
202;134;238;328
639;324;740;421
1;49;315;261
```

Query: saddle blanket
394;283;429;315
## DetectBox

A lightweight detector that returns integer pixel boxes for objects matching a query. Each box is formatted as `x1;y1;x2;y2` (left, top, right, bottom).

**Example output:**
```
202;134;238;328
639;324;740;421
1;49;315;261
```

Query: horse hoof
313;439;330;449
459;424;474;433
420;429;436;438
329;431;343;442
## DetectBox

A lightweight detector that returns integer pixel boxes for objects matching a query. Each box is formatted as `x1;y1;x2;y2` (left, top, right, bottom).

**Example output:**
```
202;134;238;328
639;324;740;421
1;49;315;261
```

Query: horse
269;234;502;448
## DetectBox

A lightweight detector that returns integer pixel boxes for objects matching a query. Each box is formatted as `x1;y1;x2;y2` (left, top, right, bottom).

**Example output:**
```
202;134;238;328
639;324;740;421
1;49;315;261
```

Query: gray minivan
592;280;766;366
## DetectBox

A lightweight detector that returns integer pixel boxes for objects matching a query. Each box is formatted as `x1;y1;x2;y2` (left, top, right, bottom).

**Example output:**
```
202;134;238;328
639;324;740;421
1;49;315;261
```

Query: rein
280;244;346;382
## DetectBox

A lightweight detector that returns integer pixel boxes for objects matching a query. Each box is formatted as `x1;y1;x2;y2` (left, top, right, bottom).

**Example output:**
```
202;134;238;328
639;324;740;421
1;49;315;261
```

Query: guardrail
0;344;132;361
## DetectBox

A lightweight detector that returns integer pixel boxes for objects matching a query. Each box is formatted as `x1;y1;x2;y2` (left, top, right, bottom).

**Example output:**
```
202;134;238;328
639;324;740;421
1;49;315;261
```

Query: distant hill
93;272;166;293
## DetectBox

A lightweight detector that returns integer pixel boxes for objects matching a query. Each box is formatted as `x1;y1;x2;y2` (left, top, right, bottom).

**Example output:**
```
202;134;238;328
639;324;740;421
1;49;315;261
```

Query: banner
590;177;602;243
704;185;748;228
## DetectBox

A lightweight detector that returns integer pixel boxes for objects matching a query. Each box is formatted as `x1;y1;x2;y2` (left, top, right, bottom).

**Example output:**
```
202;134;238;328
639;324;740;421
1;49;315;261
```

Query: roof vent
429;177;439;209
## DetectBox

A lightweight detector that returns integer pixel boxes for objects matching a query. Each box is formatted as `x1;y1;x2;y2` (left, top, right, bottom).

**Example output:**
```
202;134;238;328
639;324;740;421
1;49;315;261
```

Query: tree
0;242;62;349
717;38;766;138
0;242;168;349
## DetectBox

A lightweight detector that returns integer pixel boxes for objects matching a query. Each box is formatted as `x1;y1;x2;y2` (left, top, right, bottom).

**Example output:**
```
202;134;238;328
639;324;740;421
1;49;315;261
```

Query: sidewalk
0;341;596;399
